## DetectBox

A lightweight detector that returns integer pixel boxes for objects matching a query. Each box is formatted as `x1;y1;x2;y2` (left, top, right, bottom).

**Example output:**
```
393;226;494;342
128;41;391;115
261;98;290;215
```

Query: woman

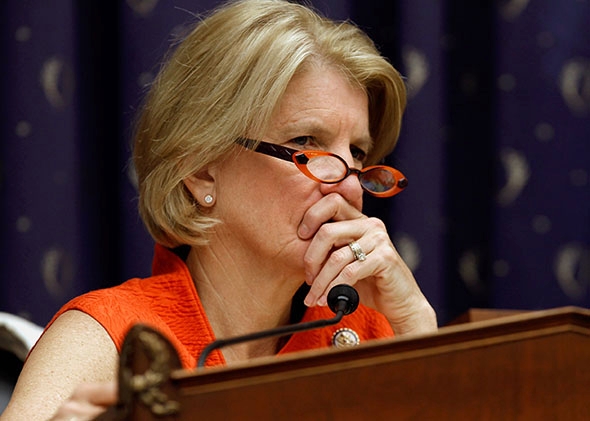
2;0;436;419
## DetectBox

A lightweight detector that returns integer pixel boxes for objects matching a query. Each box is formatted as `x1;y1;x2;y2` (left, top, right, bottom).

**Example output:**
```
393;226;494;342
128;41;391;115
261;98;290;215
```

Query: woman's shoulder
3;310;118;420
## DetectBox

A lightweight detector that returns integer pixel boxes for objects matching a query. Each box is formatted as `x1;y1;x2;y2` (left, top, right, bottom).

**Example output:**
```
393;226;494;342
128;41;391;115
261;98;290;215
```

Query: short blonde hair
134;0;407;247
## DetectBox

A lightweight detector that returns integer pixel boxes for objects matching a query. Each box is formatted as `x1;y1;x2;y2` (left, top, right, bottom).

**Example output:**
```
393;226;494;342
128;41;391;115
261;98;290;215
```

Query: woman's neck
185;244;301;364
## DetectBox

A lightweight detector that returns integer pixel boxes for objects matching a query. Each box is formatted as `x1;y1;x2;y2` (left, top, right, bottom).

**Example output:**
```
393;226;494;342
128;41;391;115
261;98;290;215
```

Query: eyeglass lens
305;155;347;182
303;154;397;194
360;167;395;193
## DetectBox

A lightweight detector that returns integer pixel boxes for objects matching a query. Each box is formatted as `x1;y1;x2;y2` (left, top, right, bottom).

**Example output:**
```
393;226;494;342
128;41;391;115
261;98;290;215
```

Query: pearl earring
204;194;214;204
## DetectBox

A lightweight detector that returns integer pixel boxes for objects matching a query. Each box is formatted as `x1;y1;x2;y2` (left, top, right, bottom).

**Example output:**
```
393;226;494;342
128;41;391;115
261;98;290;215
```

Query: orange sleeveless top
48;244;394;369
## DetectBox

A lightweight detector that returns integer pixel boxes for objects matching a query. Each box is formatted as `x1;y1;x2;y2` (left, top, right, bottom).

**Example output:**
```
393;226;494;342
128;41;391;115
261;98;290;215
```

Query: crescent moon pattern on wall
402;47;430;100
458;250;486;297
499;0;531;21
40;56;74;109
559;57;590;116
394;233;421;273
554;243;590;301
126;0;159;16
42;248;75;300
496;147;531;207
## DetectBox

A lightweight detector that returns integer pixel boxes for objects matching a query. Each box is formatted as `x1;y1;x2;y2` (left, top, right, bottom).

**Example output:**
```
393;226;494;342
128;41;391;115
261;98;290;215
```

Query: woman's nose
318;152;364;207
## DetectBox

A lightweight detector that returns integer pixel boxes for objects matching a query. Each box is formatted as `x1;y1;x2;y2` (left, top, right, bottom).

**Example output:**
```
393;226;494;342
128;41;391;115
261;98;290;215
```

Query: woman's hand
298;193;437;336
49;382;117;421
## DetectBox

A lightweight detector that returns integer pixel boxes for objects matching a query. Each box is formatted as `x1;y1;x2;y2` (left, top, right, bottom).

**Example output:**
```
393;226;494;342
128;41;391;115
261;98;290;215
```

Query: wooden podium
97;307;590;420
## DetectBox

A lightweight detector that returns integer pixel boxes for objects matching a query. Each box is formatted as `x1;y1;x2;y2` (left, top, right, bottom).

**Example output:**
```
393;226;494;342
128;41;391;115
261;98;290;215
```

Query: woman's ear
183;166;216;207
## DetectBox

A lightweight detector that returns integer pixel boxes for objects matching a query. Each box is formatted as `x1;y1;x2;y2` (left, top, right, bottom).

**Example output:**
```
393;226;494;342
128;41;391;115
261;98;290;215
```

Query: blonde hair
133;0;407;247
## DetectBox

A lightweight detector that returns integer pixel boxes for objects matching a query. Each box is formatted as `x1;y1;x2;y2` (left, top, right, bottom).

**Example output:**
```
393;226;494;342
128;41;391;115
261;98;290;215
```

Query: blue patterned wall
1;0;588;326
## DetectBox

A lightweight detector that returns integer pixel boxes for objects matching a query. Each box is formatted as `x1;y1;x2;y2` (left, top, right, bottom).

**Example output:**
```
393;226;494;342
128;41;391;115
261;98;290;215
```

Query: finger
304;217;385;283
51;383;117;421
70;382;117;407
304;239;376;307
52;399;109;420
303;220;368;278
304;219;395;308
298;193;365;240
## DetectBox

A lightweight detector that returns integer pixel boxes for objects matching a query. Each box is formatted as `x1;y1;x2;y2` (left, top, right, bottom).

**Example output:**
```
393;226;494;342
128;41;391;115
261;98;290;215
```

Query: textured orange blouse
47;244;394;369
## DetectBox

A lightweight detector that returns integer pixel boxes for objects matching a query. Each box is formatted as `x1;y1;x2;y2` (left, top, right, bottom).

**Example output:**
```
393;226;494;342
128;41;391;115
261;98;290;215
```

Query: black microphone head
327;284;359;315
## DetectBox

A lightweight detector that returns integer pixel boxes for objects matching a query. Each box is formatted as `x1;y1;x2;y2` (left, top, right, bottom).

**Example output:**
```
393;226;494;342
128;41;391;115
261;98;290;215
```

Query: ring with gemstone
348;241;366;262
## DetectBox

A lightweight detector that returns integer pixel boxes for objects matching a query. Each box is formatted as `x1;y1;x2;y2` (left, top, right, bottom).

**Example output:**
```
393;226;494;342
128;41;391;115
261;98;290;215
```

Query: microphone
196;284;359;368
326;284;359;315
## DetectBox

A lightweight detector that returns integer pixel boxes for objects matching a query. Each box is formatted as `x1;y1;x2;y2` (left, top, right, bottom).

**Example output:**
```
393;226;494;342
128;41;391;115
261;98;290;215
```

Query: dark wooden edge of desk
96;306;590;419
172;306;590;388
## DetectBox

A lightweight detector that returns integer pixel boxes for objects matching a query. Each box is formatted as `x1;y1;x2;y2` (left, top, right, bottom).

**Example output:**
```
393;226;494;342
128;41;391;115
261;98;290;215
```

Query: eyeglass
236;138;408;198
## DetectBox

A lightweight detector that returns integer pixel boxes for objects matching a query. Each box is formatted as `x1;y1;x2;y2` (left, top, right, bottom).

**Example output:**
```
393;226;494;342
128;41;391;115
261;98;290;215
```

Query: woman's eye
351;146;367;163
289;136;314;148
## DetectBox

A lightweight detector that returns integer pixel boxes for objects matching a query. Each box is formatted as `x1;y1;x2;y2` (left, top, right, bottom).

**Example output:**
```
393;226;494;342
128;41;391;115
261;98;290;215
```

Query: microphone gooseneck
196;284;359;368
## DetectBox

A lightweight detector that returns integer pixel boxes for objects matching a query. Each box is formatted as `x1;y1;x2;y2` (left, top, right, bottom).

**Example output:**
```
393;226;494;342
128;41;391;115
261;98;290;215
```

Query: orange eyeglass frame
236;138;408;198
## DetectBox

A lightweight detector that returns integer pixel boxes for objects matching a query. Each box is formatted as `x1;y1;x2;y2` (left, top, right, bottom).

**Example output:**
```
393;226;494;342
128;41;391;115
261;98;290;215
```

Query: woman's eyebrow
279;120;373;146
